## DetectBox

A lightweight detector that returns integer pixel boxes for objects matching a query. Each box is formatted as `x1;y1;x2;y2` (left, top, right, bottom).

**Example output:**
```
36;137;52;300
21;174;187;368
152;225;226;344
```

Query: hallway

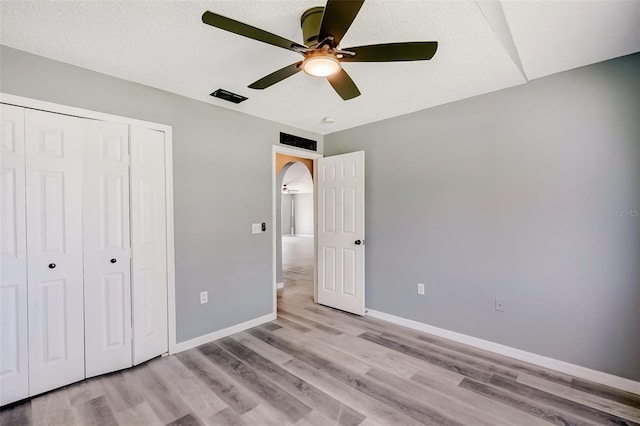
281;235;314;290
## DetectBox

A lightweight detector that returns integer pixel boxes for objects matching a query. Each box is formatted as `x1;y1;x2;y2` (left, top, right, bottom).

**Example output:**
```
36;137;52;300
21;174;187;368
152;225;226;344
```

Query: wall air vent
210;89;248;104
280;132;317;151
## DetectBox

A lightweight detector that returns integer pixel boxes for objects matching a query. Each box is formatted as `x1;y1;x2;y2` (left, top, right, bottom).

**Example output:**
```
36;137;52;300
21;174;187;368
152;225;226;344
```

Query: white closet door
25;109;85;396
130;126;168;365
83;120;132;378
0;105;29;405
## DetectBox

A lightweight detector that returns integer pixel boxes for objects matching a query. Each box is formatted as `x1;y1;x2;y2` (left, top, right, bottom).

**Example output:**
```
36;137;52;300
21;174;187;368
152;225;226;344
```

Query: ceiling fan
282;184;300;194
202;0;438;100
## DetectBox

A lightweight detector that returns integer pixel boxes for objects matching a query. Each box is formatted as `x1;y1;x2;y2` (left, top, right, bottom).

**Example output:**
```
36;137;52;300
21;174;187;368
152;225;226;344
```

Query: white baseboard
294;234;314;238
366;309;640;395
171;312;276;354
276;282;284;289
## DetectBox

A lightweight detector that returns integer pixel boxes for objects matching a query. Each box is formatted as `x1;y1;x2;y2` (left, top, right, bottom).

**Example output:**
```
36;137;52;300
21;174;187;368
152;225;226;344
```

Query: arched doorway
271;146;365;316
280;162;314;288
275;156;314;295
272;146;322;315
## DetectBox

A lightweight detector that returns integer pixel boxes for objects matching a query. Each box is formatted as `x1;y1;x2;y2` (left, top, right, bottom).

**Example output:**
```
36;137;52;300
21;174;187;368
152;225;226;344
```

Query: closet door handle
48;263;56;269
110;258;117;264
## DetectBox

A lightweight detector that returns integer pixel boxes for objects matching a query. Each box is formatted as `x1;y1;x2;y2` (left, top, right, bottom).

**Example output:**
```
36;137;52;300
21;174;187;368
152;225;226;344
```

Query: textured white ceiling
502;0;640;81
1;1;638;135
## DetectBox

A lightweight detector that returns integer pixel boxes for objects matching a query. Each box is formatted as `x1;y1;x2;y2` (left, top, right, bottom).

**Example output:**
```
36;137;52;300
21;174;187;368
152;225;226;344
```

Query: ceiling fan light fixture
202;1;438;100
302;54;341;77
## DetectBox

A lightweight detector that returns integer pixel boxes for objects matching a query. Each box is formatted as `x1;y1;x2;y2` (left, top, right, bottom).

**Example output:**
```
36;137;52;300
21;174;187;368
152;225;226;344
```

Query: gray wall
281;194;293;236
325;53;640;380
281;193;314;236
294;193;314;236
0;45;323;343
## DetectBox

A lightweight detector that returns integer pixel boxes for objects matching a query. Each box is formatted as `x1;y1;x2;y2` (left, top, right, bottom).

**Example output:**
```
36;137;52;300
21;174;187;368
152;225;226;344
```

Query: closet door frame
0;93;177;356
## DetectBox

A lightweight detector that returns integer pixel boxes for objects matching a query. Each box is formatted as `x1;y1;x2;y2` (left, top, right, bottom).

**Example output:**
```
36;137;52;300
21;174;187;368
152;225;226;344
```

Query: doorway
272;147;322;314
271;146;366;317
280;161;314;295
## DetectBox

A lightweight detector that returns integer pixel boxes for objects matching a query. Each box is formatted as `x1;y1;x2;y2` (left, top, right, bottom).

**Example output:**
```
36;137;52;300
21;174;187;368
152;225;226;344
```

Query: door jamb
271;145;323;316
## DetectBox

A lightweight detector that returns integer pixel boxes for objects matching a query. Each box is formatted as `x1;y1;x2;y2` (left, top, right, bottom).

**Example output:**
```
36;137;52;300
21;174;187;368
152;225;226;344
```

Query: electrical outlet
495;298;505;312
417;283;425;295
200;291;208;304
252;223;261;234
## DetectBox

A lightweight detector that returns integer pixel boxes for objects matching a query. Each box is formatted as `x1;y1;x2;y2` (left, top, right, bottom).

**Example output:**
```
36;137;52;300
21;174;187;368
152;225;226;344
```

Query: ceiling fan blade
327;68;361;100
248;62;303;89
341;41;438;62
202;11;307;53
318;0;365;47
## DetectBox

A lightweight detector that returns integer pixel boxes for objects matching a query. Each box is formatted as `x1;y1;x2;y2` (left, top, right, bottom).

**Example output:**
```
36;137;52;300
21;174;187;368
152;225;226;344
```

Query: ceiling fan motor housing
301;7;325;46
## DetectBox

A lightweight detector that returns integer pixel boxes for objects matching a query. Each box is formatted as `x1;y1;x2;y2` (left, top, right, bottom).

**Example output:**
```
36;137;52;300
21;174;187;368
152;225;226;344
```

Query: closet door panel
83;120;132;378
130;126;168;365
0;104;29;405
25;109;85;396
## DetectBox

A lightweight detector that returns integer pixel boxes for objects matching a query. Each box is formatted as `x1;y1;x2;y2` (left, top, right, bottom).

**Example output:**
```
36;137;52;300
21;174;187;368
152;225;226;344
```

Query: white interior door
130;125;168;365
83;120;132;378
317;151;365;315
25;109;85;395
0;105;29;405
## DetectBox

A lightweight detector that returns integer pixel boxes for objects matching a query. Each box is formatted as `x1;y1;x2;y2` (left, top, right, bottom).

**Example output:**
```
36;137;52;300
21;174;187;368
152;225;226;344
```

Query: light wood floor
2;236;639;425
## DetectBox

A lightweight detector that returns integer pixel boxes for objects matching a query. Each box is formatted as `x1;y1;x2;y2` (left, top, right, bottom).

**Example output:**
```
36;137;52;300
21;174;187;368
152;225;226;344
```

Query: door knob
48;263;56;269
110;258;117;263
354;240;362;245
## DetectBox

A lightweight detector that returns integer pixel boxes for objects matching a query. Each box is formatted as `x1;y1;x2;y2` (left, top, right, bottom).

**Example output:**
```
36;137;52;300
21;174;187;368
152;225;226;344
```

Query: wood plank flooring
2;236;639;425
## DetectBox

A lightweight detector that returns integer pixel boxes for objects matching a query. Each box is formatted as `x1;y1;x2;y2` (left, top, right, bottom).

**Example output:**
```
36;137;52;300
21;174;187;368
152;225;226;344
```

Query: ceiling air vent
210;89;248;104
280;132;317;151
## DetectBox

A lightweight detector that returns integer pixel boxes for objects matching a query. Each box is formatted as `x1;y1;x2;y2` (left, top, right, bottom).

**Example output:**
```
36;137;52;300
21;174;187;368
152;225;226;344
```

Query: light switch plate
252;223;261;234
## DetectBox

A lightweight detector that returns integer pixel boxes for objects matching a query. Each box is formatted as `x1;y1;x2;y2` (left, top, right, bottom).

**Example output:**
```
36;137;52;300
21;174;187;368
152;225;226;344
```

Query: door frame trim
0;93;178;356
271;145;323;315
